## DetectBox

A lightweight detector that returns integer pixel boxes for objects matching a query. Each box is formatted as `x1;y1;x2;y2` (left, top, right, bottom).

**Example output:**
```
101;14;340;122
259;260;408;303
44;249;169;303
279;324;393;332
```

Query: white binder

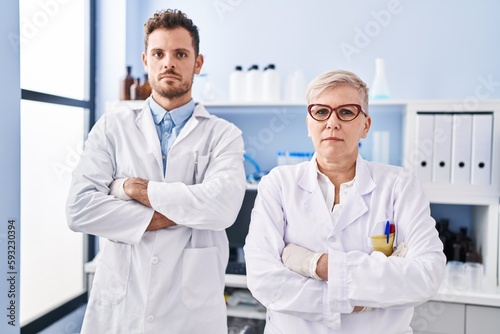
415;114;434;183
451;114;472;184
471;113;493;185
432;113;453;183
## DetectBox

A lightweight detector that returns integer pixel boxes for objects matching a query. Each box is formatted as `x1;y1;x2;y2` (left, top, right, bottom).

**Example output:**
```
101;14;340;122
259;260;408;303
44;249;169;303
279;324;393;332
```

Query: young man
67;9;246;333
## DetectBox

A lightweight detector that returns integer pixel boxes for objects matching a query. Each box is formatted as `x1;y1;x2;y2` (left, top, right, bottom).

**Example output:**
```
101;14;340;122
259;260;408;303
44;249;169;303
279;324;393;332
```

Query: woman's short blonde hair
306;70;369;114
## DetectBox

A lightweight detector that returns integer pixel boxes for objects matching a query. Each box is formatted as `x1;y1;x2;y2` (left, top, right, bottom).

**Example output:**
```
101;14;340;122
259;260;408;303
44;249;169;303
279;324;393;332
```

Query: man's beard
152;71;193;100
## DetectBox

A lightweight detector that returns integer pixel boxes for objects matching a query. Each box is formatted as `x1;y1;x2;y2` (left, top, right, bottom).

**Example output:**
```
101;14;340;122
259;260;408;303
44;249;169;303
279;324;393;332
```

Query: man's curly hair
144;9;200;55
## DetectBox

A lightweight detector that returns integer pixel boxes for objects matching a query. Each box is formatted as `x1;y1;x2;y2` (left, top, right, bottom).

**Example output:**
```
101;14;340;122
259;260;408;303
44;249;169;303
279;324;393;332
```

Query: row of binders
415;112;493;185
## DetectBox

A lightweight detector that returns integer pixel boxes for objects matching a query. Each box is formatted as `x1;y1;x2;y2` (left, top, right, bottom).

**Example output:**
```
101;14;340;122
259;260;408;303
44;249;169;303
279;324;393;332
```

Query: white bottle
245;64;263;102
285;70;306;102
229;65;246;102
372;131;390;164
262;64;281;102
202;73;215;101
370;58;390;100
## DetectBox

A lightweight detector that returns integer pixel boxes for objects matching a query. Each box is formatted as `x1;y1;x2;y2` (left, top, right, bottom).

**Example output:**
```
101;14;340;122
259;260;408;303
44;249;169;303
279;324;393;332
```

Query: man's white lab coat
244;156;446;334
67;102;246;334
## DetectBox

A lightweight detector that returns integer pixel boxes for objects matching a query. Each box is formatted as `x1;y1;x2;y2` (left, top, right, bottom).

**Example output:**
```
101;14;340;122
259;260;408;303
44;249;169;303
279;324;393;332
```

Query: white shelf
435;284;500;307
108;99;500;109
425;191;499;206
227;304;266;320
202;99;409;108
203;100;306;107
225;274;248;288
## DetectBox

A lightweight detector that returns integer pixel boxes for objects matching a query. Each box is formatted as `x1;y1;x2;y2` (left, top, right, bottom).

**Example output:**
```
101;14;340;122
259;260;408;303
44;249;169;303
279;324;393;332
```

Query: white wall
0;2;21;333
114;0;500;102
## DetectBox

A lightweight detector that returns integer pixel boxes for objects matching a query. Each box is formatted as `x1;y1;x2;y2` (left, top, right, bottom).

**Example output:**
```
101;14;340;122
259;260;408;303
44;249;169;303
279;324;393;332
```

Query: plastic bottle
262;64;281;102
285;70;306;102
245;65;263;102
370;58;390;100
120;65;134;100
229;65;246;102
202;73;216;101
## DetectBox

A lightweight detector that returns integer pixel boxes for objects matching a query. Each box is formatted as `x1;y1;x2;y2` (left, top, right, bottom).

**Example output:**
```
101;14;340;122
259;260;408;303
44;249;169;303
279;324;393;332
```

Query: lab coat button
146;315;155;322
151;256;159;264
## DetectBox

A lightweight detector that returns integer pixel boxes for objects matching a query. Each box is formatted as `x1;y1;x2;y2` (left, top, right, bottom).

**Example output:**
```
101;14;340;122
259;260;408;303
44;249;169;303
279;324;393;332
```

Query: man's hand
112;177;177;230
147;211;176;231
123;177;151;207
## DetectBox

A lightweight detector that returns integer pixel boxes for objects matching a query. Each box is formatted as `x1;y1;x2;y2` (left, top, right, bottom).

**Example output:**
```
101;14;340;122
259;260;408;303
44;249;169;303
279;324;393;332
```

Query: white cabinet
411;301;500;334
465;305;500;333
411;301;465;334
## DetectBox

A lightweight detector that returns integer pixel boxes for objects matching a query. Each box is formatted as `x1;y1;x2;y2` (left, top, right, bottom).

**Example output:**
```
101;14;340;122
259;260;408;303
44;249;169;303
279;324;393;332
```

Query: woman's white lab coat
66;102;246;334
244;156;446;334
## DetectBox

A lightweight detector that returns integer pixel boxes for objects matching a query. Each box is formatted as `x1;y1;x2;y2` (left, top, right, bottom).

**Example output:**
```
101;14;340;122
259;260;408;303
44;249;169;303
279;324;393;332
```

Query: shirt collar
148;97;195;126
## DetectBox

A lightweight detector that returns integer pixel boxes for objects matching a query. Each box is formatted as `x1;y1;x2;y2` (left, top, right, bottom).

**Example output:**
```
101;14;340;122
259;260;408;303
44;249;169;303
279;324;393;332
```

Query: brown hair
144;9;200;55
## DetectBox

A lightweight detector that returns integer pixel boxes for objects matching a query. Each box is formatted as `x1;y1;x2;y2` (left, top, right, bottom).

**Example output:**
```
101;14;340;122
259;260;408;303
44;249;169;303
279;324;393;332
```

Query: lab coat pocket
92;242;131;305
193;153;210;183
182;246;223;310
370;233;395;256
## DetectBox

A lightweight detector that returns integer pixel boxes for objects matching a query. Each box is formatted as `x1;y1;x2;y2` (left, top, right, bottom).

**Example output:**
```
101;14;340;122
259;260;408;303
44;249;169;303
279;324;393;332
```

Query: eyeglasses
307;103;366;122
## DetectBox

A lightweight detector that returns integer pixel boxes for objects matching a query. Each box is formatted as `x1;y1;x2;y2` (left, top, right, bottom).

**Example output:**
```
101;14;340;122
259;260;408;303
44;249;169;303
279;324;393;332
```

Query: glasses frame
307;103;367;122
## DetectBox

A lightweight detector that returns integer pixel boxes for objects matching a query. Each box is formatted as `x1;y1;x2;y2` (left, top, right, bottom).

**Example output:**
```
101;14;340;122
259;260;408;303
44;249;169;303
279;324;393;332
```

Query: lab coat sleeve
244;174;340;329
147;122;246;231
66;115;153;245
329;169;446;312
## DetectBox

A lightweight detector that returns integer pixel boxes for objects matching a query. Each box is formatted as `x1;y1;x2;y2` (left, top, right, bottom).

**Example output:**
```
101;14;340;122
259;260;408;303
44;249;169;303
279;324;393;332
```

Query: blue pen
385;221;390;244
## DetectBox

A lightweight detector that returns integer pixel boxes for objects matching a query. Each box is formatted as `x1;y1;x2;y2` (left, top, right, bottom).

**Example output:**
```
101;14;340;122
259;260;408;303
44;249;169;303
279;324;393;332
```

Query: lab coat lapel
172;103;209;146
332;156;376;234
135;103;163;171
297;158;333;231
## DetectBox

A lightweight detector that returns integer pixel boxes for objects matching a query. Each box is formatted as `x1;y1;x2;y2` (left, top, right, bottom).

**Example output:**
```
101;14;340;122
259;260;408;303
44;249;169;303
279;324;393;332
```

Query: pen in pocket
385;221;390;243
